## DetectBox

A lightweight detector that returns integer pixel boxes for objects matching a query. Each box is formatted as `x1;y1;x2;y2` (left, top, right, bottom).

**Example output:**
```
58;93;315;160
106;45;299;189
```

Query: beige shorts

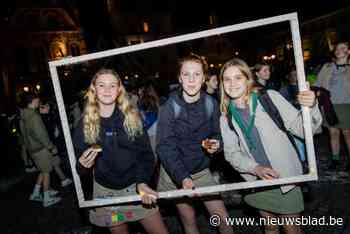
89;181;158;227
30;148;53;173
157;167;218;192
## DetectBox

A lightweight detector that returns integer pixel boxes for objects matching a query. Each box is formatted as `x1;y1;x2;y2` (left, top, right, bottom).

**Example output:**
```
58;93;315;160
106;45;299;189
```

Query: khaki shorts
157;167;218;192
30;148;53;173
89;181;158;227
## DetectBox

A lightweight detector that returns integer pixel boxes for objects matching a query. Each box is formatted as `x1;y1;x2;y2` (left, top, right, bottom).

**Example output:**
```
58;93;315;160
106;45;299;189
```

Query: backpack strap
258;90;302;161
172;94;214;120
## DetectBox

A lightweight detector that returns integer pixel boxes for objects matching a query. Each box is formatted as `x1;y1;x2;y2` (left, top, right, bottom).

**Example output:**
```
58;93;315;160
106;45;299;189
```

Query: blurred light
134;74;139;78
218;63;222;67
143;22;149;33
12;128;17;133
210;64;214;68
209;15;214;25
235;52;239;56
125;76;129;80
263;56;269;60
36;85;41;91
24;87;29;92
271;54;276;59
64;72;69;76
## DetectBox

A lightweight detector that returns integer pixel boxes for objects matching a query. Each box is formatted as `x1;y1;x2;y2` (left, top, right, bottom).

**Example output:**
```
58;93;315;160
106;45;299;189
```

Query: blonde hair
219;58;257;113
83;68;143;144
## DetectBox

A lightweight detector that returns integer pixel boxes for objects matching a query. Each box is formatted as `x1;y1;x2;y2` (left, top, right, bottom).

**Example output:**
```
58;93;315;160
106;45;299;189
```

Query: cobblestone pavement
2;133;350;234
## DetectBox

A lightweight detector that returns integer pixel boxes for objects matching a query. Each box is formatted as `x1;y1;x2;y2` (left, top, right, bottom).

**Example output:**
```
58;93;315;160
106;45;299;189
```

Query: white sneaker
29;194;43;202
43;196;61;207
48;190;59;196
61;178;72;187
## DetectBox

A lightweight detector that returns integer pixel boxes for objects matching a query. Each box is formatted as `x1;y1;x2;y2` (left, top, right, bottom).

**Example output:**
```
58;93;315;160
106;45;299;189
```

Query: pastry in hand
91;144;102;152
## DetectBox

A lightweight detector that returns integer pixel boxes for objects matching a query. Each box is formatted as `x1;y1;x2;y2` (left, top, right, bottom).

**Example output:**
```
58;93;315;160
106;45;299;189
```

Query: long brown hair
139;84;160;112
83;68;143;144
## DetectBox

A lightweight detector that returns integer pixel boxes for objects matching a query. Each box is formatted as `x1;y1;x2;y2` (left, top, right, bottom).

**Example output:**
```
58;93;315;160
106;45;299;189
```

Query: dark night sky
1;0;350;33
115;0;350;32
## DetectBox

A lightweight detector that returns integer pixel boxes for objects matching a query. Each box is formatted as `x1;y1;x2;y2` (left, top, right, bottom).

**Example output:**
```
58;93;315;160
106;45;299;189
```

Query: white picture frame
48;12;318;208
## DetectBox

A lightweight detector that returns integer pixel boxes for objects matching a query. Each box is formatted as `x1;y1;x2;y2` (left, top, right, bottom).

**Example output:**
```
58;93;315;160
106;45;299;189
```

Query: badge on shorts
111;211;124;223
110;211;134;223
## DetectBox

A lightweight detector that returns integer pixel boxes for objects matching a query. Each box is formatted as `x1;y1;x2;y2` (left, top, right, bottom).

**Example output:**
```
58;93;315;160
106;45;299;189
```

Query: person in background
205;69;220;101
315;41;350;171
254;62;280;91
138;83;160;153
39;100;72;188
19;92;61;207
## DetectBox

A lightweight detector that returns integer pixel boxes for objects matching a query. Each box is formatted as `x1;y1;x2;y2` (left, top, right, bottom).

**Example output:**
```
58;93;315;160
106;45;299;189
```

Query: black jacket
73;107;155;189
156;90;222;185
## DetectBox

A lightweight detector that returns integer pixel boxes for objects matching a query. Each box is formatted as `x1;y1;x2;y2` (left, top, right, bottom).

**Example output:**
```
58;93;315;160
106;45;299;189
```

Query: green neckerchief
228;92;258;151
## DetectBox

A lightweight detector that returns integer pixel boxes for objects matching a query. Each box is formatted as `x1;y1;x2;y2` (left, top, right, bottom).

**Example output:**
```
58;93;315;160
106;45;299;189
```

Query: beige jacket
220;90;322;193
316;62;350;91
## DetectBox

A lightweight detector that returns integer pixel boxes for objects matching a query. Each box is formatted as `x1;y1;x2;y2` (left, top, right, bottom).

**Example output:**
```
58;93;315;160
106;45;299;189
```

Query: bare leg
260;210;279;234
42;172;50;192
36;173;43;185
110;223;129;234
203;198;234;234
139;210;169;234
280;214;302;234
176;202;200;234
329;127;341;156
342;129;350;155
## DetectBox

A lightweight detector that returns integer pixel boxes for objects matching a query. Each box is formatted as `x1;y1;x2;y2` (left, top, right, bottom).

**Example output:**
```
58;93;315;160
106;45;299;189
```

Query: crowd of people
3;41;349;234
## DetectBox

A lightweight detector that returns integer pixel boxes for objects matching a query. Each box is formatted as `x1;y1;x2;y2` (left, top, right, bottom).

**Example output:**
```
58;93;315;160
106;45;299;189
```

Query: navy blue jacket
73;107;155;189
156;90;222;186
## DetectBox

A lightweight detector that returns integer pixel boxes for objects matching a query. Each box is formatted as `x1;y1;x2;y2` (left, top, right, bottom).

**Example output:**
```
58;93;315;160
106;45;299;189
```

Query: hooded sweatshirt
156;90;222;185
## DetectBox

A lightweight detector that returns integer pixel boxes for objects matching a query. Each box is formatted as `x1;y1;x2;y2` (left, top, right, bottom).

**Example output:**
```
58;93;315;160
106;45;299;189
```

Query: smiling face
179;60;205;98
334;43;349;60
94;74;120;106
222;66;249;101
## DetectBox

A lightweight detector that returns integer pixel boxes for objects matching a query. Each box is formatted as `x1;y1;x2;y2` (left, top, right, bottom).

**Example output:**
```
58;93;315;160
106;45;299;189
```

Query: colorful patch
111;211;126;223
125;211;134;219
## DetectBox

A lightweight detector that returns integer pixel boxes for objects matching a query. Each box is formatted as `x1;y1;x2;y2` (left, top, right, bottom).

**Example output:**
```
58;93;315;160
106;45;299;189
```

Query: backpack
171;94;214;120
226;90;302;162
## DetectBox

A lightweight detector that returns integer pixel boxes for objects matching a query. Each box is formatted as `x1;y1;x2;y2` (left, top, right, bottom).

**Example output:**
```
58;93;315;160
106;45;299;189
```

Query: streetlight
36;85;41;91
24;87;29;92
